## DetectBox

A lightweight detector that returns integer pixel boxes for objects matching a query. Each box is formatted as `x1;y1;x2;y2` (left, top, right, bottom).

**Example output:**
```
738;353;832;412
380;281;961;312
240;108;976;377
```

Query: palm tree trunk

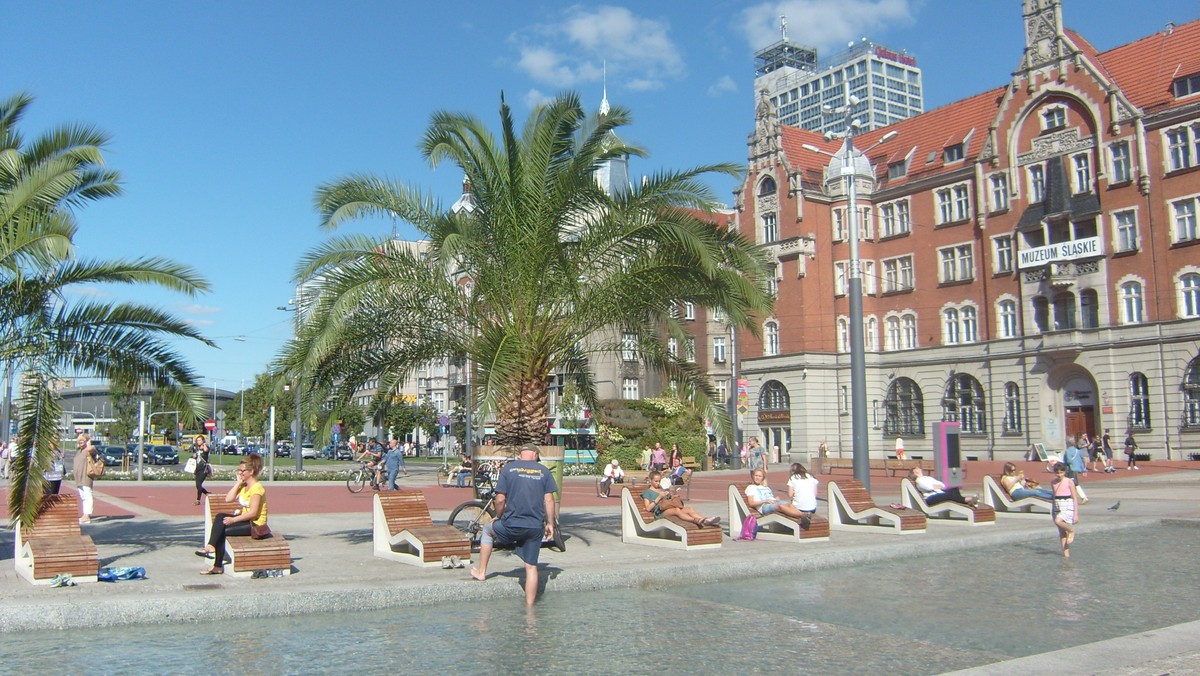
494;377;549;446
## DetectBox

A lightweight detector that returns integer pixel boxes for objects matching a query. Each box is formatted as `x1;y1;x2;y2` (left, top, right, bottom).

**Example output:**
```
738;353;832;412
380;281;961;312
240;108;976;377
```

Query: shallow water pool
5;524;1197;674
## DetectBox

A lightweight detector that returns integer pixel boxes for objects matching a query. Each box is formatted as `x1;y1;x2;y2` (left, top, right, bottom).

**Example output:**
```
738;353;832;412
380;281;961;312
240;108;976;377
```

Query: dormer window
1173;73;1200;98
1041;105;1067;131
887;160;908;179
943;144;964;163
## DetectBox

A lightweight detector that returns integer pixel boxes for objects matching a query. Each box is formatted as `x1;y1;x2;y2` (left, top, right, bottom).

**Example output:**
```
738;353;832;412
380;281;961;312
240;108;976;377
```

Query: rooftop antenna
599;60;610;115
780;14;788;41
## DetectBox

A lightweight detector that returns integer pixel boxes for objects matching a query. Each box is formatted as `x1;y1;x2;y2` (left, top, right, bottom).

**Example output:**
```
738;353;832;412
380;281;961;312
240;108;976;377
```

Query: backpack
738;513;758;540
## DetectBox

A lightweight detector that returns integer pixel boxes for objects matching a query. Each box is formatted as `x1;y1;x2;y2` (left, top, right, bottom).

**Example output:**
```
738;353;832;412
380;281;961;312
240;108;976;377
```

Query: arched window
865;316;878;352
1129;372;1150;429
757;176;777;197
943;308;960;344
764;320;779;356
884;377;924;437
1080;288;1099;328
998;299;1018;338
1180;273;1200;318
885;316;901;351
1120;281;1144;324
837;318;849;353
902;313;917;349
943;373;986;433
1184;356;1200;429
759;380;790;411
1004;382;1022;432
961;306;978;343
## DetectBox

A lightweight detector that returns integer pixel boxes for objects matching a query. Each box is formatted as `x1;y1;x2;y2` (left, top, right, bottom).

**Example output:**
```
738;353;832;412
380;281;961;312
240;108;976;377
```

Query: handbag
183;457;197;474
657;494;685;512
86;456;105;479
250;523;272;540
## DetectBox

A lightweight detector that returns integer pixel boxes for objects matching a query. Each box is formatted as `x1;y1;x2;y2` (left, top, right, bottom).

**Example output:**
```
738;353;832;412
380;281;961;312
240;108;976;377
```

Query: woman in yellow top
195;453;268;574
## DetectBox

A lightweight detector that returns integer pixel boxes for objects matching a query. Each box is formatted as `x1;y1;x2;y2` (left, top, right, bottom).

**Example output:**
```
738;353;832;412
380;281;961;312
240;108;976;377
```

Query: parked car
335;444;353;460
100;445;127;467
242;444;261;456
275;444;291;458
322;443;352;460
147;445;179;465
301;444;318;459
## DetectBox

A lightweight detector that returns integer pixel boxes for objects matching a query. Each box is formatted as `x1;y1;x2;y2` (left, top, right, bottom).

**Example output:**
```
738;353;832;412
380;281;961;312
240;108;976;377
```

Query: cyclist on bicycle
355;439;384;489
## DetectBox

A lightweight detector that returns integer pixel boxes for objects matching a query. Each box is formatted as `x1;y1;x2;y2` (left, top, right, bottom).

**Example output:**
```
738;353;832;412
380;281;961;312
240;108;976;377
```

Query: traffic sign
438;415;449;426
204;419;216;431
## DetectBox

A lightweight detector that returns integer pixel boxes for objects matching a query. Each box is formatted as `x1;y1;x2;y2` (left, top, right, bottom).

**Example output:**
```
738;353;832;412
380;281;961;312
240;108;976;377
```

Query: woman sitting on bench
999;462;1053;500
195;453;269;574
641;471;720;527
908;467;979;507
745;469;812;521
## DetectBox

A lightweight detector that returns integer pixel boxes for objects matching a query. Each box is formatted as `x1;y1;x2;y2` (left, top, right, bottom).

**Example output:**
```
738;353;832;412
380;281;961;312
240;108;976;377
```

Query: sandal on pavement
195;549;214;559
200;567;223;575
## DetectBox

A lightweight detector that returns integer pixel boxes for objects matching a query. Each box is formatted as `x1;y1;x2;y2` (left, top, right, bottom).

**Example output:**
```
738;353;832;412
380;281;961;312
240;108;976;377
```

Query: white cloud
180;303;221;315
512;6;684;93
740;0;915;54
184;318;215;327
708;75;738;97
68;286;113;300
524;88;552;108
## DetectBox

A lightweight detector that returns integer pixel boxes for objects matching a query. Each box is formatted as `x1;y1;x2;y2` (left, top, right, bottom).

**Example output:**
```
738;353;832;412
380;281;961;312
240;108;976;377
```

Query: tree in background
279;92;772;451
1;92;211;526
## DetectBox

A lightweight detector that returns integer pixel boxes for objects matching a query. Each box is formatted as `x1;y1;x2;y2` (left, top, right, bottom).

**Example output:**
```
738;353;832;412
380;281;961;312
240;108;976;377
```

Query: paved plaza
3;461;1199;673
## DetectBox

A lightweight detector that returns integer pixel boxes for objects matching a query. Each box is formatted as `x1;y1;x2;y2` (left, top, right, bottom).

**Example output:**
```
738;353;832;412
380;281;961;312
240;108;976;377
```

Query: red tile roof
1080;18;1200;114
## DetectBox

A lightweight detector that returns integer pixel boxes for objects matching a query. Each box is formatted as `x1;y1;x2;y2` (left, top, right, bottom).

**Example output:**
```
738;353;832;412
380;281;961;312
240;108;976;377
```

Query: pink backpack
738;513;758;540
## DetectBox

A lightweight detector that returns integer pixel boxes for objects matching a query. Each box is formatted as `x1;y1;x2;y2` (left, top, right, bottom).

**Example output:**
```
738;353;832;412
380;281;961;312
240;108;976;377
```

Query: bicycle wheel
346;468;366;493
448;500;492;549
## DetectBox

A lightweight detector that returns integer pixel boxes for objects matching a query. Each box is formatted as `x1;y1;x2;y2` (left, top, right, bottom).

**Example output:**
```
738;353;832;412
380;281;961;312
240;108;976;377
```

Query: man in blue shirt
470;444;557;606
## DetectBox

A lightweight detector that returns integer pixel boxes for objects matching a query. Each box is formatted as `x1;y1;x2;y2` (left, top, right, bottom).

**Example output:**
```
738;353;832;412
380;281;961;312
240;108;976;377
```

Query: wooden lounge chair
372;491;471;567
619;487;722;550
826;479;926;534
727;484;830;543
899;479;996;526
13;493;99;585
204;496;292;577
981;475;1052;517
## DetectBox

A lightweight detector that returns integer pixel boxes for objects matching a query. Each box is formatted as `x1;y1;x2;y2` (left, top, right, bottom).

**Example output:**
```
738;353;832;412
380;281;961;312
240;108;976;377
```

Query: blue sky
5;0;1196;392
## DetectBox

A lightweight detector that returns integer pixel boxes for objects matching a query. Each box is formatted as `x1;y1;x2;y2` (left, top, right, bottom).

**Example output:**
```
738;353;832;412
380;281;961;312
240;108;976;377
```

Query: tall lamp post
803;100;896;490
278;300;304;471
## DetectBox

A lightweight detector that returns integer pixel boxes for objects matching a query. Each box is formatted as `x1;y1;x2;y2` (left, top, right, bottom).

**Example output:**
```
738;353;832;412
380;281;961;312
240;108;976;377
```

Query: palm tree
2;92;213;527
282;92;772;449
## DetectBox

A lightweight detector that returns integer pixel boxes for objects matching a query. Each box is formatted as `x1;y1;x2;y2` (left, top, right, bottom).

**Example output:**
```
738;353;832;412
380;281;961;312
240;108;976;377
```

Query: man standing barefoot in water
471;444;557;606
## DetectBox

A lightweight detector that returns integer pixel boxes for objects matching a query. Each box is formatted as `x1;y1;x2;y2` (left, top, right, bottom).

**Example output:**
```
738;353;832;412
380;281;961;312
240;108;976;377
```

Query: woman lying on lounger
908;466;979;507
746;469;814;522
641;471;720;527
1000;462;1053;500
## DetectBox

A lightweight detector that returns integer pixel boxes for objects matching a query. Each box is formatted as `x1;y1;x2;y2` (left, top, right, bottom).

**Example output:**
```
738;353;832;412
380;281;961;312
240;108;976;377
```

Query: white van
220;435;239;448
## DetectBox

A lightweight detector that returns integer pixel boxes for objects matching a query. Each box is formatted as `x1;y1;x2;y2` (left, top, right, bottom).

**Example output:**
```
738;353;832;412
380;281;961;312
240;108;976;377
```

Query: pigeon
1107;501;1121;511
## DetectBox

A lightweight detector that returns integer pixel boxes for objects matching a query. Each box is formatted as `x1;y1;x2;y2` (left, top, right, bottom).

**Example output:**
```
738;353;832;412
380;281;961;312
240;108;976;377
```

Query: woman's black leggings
208;513;251;563
195;470;209;501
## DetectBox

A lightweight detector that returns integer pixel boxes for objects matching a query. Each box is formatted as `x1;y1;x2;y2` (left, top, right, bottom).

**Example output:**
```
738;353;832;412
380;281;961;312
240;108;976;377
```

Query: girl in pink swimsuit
1050;462;1079;557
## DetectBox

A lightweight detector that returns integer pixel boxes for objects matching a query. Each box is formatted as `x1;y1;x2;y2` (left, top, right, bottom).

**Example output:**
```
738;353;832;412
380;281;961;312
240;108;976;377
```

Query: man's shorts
487;520;545;566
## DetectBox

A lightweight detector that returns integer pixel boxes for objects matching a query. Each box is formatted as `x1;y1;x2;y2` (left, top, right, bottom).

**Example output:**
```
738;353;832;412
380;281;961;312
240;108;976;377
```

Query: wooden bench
821;457;934;477
682;458;700;472
13;493;99;585
372;491;471;567
204;496;292;577
827;479;926;535
899;478;995;526
619;487;722;550
727;484;830;543
596;475;644;498
981;475;1052;518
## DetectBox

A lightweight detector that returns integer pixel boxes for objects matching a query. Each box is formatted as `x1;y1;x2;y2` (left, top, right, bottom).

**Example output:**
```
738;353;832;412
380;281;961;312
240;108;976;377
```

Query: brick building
721;0;1200;461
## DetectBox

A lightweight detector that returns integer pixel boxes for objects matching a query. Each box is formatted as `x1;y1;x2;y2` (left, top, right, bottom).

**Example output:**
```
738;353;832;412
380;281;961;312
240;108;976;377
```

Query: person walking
191;435;212;505
470;444;557;606
72;433;101;524
1101;429;1117;473
1124;431;1140;470
0;440;10;479
747;436;767;474
1062;436;1089;504
1050;462;1079;558
384;439;404;490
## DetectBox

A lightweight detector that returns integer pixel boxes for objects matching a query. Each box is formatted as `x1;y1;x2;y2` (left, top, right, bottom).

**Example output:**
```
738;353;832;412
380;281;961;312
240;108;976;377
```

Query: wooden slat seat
204;495;292;577
899;478;995;525
619;487;722;550
827;479;926;534
373;491;471;567
981;475;1052;517
727;484;830;542
14;493;99;585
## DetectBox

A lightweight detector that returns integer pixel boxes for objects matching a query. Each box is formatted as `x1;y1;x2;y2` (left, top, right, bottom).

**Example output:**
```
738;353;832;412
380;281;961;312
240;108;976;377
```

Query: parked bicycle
446;459;506;548
346;460;383;494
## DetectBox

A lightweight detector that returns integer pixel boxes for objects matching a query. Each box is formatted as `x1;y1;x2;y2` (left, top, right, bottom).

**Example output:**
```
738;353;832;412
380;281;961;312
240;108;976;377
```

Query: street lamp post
803;103;896;491
278;300;304;471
